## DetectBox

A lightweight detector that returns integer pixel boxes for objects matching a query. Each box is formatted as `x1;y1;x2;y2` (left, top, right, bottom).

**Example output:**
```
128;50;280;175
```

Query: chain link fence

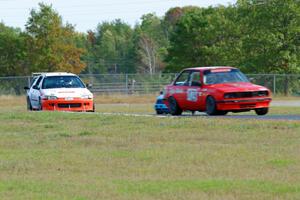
0;73;300;96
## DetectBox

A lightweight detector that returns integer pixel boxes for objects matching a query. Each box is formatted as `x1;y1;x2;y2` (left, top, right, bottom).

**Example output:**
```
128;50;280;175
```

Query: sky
0;0;236;32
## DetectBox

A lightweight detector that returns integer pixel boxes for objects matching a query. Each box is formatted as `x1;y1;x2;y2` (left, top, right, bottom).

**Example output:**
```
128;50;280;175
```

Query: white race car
24;72;94;112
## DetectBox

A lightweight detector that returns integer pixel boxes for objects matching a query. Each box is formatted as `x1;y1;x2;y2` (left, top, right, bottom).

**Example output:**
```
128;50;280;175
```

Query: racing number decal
187;89;198;102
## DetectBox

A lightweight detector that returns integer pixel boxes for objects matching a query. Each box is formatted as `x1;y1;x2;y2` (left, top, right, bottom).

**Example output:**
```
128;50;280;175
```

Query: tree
87;20;136;73
0;23;28;76
25;3;86;74
135;13;168;74
236;0;300;74
165;6;240;72
136;32;158;74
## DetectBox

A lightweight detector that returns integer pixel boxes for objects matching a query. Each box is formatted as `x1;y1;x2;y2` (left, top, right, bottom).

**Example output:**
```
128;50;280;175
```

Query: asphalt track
95;112;300;121
79;100;300;121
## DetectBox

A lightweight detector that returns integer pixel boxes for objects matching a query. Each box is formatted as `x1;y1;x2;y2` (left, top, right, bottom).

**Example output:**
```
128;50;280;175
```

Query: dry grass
0;95;300;199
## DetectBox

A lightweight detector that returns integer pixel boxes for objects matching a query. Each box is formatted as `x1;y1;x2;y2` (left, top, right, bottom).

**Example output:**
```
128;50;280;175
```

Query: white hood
41;88;93;98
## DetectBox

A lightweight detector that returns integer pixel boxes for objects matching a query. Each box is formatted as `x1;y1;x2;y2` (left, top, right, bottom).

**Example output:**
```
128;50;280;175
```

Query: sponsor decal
211;69;231;73
58;91;75;93
187;89;198;102
175;89;184;94
170;89;175;95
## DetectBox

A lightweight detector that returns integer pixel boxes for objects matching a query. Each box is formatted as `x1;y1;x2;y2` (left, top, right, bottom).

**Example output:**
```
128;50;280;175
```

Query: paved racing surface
184;113;300;121
271;100;300;107
80;100;300;121
93;112;300;121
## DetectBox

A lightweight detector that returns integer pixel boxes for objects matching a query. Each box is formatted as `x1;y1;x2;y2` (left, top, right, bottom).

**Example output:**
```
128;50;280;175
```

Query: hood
208;82;268;93
41;88;93;98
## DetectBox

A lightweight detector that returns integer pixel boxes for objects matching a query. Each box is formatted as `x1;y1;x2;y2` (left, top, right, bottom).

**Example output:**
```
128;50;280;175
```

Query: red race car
163;66;272;116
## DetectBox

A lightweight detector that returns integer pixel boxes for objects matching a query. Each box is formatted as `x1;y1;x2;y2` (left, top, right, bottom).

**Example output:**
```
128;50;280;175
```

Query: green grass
0;96;300;199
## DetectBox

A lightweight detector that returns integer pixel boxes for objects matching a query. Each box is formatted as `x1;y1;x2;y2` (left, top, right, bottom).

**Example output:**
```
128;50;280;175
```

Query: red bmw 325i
163;66;272;116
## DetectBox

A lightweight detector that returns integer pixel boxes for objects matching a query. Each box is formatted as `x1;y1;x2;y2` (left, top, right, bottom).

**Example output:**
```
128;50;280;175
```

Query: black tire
216;111;228;116
26;97;32;111
38;98;43;111
206;96;218;116
168;97;182;116
156;110;163;115
255;108;268;115
88;103;96;112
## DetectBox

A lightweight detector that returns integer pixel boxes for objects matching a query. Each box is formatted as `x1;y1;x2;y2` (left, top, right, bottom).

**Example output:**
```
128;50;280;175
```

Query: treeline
1;0;300;76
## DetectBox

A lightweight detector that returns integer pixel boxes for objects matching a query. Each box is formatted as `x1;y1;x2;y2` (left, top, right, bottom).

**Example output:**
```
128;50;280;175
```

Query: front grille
240;104;256;108
225;91;268;99
57;103;81;108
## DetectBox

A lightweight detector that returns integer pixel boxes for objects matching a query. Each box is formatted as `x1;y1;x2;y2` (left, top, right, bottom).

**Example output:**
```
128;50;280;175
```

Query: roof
33;72;77;77
184;66;236;71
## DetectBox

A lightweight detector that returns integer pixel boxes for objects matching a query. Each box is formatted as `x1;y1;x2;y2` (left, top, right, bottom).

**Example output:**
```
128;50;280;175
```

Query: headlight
81;94;93;99
257;91;268;97
42;95;58;100
224;93;237;99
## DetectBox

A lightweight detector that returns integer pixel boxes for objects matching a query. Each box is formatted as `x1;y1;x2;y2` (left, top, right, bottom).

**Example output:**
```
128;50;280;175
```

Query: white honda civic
24;72;95;112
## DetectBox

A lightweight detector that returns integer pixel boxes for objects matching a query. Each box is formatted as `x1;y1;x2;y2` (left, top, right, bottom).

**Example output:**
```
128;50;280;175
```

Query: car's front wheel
38;98;43;111
26;97;32;111
217;111;228;116
206;96;219;116
255;108;268;115
168;97;182;116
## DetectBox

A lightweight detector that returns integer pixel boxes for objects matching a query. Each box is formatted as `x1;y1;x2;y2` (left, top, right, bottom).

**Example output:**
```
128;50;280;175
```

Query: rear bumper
42;98;94;112
216;98;272;111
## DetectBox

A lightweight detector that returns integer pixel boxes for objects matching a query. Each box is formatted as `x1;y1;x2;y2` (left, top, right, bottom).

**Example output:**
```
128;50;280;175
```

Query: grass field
0;95;300;199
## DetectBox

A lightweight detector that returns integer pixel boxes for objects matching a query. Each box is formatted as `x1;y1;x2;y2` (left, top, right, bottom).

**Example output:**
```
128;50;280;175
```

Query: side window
174;71;190;86
189;71;201;87
33;76;43;89
30;76;38;87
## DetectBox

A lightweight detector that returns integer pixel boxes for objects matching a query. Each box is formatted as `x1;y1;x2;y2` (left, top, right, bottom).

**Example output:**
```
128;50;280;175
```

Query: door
30;76;43;108
186;71;205;111
172;70;191;110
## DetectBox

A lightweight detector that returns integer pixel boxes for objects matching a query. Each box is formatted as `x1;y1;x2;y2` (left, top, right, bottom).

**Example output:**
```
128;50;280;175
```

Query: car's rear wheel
255;108;268;115
26;97;32;111
168;97;182;116
206;96;219;116
217;111;228;115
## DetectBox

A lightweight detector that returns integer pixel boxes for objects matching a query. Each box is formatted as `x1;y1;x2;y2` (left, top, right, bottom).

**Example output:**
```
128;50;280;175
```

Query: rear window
42;76;85;89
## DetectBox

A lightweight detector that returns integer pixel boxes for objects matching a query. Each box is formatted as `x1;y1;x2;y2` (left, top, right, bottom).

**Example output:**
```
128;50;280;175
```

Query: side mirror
87;83;93;89
33;85;40;90
191;81;202;87
249;77;255;82
24;86;30;90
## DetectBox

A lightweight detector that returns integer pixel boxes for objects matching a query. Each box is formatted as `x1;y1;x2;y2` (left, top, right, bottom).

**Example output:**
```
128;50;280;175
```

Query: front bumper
42;98;94;112
216;98;272;111
154;104;170;113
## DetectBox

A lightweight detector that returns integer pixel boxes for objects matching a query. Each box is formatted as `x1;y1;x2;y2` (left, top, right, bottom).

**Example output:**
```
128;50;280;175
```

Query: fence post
125;74;128;95
27;76;31;88
273;74;276;95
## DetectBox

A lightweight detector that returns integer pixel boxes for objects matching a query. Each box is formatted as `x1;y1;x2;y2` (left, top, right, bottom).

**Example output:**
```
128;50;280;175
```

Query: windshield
42;76;85;89
203;69;249;85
